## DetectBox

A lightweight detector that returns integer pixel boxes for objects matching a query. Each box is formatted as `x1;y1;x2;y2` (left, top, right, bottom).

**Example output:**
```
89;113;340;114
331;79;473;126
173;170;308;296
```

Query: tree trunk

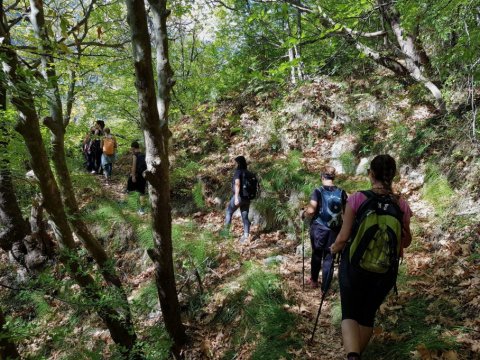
126;0;187;356
288;47;297;84
0;149;30;262
378;1;445;110
0;306;20;359
295;9;304;81
29;0;133;293
0;45;29;264
1;11;138;357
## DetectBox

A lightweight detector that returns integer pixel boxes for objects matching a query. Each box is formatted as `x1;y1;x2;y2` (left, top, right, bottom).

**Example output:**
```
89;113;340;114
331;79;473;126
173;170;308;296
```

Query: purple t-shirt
348;192;412;248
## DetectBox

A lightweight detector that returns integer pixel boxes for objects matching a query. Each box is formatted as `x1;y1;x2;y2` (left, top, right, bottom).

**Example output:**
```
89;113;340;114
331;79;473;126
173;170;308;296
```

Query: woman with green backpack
330;154;413;360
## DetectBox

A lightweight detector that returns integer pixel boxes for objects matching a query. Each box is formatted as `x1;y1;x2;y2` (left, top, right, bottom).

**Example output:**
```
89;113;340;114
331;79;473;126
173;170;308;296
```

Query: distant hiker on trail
301;166;347;289
126;141;147;215
330;154;412;360
82;126;96;172
90;120;105;174
101;127;117;182
223;155;259;243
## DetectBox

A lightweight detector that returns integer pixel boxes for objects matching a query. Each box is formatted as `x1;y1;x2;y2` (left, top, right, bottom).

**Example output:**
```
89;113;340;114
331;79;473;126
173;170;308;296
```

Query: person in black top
126;141;147;215
302;166;347;289
224;156;251;243
91;120;105;174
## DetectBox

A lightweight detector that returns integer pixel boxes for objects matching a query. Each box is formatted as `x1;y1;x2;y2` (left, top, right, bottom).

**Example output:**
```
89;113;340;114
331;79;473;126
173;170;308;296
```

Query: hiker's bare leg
358;325;373;352
341;319;361;354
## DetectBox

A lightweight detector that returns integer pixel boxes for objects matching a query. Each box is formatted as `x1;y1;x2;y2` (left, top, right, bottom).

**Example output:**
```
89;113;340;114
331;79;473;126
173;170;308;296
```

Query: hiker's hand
234;196;240;206
131;175;136;183
300;209;305;220
330;242;345;254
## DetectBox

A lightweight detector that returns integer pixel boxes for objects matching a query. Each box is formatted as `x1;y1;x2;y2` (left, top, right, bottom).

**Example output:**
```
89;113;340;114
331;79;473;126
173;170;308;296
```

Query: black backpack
240;170;259;200
135;153;147;176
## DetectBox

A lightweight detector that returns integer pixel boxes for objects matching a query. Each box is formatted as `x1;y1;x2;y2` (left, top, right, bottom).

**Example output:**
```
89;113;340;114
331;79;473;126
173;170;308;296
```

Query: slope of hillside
2;75;478;360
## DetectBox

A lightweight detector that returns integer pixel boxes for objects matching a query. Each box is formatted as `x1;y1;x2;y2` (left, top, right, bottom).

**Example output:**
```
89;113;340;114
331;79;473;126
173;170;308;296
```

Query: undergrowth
218;262;302;359
365;297;460;359
422;163;455;219
254;150;314;231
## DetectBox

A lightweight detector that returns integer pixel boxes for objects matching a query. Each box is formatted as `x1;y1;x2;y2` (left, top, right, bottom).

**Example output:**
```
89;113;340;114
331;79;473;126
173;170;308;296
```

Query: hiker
82;127;96;172
101;127;117;181
90;121;104;174
301;166;347;289
330;154;412;360
223;156;255;243
126;141;147;215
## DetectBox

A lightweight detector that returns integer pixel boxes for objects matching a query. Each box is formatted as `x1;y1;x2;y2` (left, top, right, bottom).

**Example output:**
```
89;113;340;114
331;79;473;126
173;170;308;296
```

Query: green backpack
348;190;403;274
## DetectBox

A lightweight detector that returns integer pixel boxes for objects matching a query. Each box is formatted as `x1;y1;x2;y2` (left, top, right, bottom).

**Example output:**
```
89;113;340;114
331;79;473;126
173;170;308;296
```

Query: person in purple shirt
331;154;413;360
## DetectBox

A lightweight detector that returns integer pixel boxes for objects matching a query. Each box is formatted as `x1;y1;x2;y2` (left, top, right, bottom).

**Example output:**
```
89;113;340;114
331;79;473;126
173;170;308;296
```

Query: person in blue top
223;156;251;243
302;166;347;289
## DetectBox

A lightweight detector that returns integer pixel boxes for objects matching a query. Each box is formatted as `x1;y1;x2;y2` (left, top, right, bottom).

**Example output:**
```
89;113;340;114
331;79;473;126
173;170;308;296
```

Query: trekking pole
310;253;338;342
301;218;305;291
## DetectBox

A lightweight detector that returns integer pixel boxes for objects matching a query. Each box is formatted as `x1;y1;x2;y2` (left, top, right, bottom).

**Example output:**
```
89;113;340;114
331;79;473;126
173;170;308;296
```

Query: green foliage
266;116;285;152
339;152;356;175
336;176;370;194
366;297;460;359
171;158;202;190
422;164;454;218
192;180;206;209
219;263;302;359
131;281;159;316
172;222;219;276
254;151;312;230
346;119;377;156
137;325;172;360
393;121;437;164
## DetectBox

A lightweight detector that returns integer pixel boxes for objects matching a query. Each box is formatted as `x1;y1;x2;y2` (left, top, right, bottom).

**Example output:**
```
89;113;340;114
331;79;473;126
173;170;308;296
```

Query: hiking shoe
137;209;146;215
306;278;319;289
91;170;96;174
240;234;249;244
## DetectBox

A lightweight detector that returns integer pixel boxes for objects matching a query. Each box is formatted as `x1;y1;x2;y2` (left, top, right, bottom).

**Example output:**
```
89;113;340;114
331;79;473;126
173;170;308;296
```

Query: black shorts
127;175;146;195
310;222;337;251
339;250;396;327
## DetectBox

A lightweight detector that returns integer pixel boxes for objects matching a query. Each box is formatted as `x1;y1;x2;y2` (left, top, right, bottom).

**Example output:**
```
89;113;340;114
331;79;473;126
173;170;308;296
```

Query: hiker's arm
234;178;241;206
401;220;412;249
131;155;137;182
302;200;317;219
330;204;355;254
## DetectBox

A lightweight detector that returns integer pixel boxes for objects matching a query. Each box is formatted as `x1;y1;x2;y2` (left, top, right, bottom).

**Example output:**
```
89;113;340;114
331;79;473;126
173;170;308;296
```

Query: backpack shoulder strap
315;187;323;208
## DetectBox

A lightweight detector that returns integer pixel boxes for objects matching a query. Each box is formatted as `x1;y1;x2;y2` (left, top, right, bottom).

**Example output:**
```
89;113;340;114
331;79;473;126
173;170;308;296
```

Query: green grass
339;151;357;175
422;164;454;218
336;176;370;194
172;222;220;276
365;297;461;359
254;150;314;231
192;179;206;209
219;263;303;359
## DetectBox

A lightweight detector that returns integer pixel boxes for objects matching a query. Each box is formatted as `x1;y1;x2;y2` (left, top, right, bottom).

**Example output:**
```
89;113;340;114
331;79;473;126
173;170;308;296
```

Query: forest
0;0;479;359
